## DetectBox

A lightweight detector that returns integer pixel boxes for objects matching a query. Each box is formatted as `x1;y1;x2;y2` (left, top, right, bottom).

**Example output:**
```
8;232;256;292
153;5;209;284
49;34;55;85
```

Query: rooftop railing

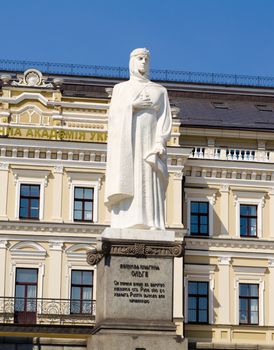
0;58;274;88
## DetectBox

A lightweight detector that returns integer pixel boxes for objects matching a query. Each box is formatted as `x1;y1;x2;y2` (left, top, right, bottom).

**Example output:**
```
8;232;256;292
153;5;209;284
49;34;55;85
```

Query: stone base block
87;329;188;350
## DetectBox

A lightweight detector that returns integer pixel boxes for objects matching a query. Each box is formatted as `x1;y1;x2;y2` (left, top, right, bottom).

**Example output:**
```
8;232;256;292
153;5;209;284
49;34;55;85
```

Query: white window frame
67;172;103;224
69;181;98;223
234;266;266;326
13;169;50;221
185;188;217;237
10;261;45;300
66;263;96;303
233;191;266;238
184;264;216;324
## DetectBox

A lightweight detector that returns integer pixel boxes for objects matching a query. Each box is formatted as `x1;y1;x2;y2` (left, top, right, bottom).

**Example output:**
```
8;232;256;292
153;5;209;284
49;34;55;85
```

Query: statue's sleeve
155;88;172;147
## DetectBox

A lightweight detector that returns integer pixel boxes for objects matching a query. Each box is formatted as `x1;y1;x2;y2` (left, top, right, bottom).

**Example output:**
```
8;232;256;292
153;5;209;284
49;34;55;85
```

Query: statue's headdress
130;48;150;58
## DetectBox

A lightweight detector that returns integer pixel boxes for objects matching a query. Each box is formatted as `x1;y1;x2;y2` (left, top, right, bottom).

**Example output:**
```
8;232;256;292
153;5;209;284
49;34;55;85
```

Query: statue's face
134;54;149;76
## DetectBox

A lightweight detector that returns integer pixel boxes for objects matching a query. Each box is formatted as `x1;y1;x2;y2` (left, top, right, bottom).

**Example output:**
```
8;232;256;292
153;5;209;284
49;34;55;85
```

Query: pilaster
268;258;274;325
171;171;184;228
48;241;64;298
52;166;63;222
0;163;9;220
217;256;231;324
269;188;274;238
219;184;229;236
0;240;8;296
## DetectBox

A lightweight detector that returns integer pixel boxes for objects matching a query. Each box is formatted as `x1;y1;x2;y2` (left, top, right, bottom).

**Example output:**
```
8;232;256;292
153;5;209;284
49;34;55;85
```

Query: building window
190;202;209;236
73;187;94;222
188;281;209;324
14;268;38;324
19;184;40;219
71;270;93;314
239;283;259;325
240;205;257;237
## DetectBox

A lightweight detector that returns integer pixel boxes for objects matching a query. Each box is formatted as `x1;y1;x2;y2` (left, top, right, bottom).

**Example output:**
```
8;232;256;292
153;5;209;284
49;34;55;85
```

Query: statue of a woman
105;48;172;230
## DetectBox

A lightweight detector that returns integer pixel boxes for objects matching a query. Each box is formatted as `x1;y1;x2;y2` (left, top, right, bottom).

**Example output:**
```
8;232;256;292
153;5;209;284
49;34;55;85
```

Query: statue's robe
105;78;172;230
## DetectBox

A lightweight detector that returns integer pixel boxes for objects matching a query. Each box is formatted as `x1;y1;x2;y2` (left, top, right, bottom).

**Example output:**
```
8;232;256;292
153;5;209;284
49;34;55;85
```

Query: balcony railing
190;147;270;162
0;297;96;326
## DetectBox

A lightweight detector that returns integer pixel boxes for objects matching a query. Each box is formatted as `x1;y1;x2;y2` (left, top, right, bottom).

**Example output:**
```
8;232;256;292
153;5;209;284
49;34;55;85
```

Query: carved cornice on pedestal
87;239;184;266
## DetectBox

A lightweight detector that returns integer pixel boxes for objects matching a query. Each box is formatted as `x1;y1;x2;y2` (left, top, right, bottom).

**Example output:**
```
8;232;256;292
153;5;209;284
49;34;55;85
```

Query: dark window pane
198;283;208;295
74;201;82;210
251;311;258;324
239;284;249;297
200;225;208;234
84;188;93;199
74;210;82;220
75;187;84;199
21;185;30;196
84;211;92;221
30;209;39;219
16;268;37;283
198;310;208;323
71;287;81;299
72;271;82;285
188;310;196;322
240;310;248;323
200;216;208;225
199;203;208;213
250;285;259;297
83;271;92;285
19;207;28;218
191;202;199;213
188;297;197;309
20;198;28;208
199;297;208;310
191;224;198;234
30;185;40;197
191;215;198;224
188;282;197;294
240;298;248;311
15;285;25;298
84;202;92;211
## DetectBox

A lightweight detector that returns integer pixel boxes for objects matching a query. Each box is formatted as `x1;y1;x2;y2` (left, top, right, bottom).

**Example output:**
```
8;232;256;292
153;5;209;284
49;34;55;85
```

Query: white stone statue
105;48;172;230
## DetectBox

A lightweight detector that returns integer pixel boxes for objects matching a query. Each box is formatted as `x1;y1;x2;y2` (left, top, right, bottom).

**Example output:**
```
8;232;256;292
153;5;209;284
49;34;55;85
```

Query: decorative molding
0;221;104;236
10;241;46;258
174;171;184;180
0;162;9;171
220;184;230;193
0;240;8;249
87;240;184;266
268;258;274;268
11;69;53;88
49;241;64;251
185;237;274;251
54;165;64;174
218;256;231;266
105;87;113;98
12;168;51;187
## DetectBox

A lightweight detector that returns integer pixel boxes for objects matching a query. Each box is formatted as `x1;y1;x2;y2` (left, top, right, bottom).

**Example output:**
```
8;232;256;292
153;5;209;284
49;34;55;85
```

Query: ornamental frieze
87;240;184;265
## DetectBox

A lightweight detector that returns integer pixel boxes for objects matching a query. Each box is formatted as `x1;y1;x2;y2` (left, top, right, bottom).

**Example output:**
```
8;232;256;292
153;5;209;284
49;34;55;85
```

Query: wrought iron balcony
0;297;96;326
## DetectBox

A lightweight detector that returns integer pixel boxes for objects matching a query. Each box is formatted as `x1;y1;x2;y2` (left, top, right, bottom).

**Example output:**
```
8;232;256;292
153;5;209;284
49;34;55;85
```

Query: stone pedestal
87;228;187;350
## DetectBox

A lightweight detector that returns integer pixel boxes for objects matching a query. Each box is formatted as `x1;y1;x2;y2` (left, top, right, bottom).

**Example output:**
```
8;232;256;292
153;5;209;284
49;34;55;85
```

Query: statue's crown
130;48;150;58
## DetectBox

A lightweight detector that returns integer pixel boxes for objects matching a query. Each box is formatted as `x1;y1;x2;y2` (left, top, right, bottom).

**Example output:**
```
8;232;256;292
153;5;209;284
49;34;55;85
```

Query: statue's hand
153;143;166;156
133;95;153;109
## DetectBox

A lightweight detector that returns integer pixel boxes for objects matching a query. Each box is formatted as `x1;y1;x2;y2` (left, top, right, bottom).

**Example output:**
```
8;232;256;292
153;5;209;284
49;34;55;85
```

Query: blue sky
1;0;274;76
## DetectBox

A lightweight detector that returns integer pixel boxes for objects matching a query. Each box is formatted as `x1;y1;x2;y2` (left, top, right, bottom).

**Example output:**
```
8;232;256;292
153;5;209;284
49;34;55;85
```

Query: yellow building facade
0;67;274;349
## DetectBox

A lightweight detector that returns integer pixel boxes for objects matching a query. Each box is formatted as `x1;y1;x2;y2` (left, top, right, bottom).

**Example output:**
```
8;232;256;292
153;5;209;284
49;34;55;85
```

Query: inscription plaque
96;255;173;322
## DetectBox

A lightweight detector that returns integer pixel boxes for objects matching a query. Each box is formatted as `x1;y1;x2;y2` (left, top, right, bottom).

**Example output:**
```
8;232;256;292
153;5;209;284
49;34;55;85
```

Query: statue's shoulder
113;81;131;90
148;82;168;94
